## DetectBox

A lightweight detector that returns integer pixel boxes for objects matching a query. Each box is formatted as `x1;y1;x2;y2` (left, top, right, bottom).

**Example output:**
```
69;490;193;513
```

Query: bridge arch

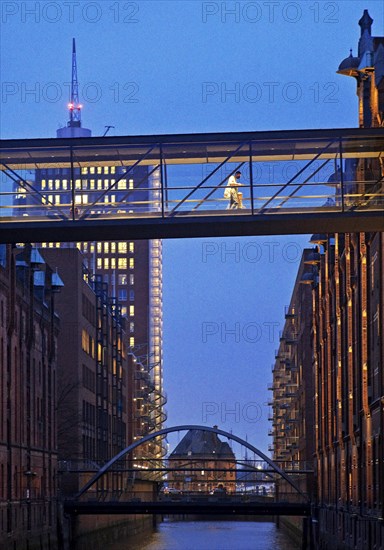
76;425;309;501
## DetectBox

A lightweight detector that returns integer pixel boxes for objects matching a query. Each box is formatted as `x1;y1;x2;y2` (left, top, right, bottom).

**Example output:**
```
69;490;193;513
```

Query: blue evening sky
1;1;383;455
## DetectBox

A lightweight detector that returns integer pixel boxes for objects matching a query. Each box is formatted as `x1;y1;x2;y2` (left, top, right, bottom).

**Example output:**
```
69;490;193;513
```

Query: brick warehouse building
269;249;316;541
167;428;237;494
269;10;384;549
311;10;384;550
41;248;130;499
0;244;61;549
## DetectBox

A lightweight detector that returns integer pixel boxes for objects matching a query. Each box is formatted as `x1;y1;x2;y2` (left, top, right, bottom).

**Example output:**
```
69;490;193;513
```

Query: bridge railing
58;457;314;504
2;180;383;220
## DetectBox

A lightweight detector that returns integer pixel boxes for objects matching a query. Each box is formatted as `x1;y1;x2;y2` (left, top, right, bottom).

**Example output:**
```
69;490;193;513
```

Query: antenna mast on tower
56;39;91;138
68;38;82;127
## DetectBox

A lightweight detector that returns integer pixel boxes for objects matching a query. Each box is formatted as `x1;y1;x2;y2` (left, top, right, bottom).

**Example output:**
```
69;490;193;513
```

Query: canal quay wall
65;514;156;550
315;507;384;550
61;481;159;550
279;516;304;547
281;508;384;550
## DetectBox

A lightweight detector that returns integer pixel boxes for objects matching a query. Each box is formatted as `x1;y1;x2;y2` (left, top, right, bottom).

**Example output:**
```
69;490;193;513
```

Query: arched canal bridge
61;425;313;518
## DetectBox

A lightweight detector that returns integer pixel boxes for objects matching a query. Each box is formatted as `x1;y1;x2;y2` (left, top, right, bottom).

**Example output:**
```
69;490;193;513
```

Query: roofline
1;127;382;149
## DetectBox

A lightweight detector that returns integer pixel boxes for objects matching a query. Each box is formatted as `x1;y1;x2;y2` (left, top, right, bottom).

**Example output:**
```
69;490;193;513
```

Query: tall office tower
31;40;165;459
309;11;384;550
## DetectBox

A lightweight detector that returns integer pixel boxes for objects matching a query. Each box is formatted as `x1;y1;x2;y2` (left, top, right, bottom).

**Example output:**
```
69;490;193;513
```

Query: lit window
83;242;88;252
129;258;134;269
118;274;127;285
41;179;46;189
110;258;116;269
129;242;134;253
121;307;127;316
118;258;127;269
104;242;109;253
62;179;68;190
55;195;60;204
75;179;81;189
90;167;95;174
111;166;116;174
97;243;102;253
48;180;53;189
97;258;102;269
104;167;109;174
90;179;95;189
104;258;109;269
81;167;88;175
130;274;134;285
129;179;134;189
90;244;95;253
55;179;60;189
129;337;135;347
110;242;116;253
97;179;103;189
118;179;127;190
130;305;135;317
118;242;127;254
97;167;102;174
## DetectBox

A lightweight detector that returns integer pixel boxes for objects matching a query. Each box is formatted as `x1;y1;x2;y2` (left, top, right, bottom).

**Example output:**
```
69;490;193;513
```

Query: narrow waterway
103;520;301;550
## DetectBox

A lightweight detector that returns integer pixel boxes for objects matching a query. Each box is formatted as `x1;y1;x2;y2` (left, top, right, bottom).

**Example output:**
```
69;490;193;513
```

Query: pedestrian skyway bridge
1;128;383;242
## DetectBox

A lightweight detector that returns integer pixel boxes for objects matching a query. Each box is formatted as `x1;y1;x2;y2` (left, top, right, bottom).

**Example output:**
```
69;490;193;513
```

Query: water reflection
105;520;300;550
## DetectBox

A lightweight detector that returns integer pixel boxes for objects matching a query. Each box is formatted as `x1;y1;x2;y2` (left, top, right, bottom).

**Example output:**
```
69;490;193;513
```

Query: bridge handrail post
249;142;255;216
160;144;165;218
339;137;345;212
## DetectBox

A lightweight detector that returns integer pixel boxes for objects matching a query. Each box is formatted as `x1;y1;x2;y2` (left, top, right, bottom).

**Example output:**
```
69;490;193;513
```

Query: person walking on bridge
224;170;244;209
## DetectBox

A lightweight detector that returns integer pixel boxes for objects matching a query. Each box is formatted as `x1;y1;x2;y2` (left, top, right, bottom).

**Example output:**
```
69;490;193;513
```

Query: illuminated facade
34;162;166;460
13;41;167;460
167;429;236;494
311;10;384;550
270;12;384;548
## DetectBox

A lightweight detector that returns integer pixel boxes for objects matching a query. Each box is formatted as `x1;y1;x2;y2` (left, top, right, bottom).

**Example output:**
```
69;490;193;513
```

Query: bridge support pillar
301;517;316;550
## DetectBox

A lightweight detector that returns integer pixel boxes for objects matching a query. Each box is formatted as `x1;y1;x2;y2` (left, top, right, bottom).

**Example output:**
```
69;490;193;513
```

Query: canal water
103;520;301;550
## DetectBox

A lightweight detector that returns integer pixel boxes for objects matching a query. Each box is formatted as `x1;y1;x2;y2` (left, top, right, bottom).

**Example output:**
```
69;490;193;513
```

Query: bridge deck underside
64;500;311;516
